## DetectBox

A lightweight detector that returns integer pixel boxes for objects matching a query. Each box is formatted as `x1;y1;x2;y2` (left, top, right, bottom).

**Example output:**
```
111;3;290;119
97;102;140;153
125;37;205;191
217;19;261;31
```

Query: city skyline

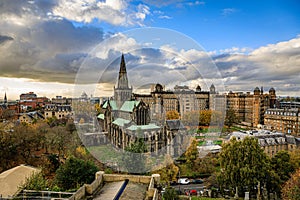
0;0;300;99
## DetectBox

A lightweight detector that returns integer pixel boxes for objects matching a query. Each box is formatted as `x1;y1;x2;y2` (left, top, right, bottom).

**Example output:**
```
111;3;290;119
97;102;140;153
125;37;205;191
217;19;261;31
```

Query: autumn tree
199;110;212;126
218;137;270;197
184;138;198;165
194;153;218;175
166;110;180;120
153;155;179;183
281;168;300;200
0;129;18;171
289;149;300;170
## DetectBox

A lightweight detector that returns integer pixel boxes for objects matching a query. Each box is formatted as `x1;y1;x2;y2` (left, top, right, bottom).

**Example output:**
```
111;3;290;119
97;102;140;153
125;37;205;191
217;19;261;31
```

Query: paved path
94;181;125;200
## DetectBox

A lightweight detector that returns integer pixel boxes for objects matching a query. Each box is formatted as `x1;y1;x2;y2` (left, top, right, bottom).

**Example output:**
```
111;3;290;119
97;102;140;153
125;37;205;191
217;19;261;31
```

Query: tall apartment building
264;108;300;136
226;87;276;127
133;83;210;117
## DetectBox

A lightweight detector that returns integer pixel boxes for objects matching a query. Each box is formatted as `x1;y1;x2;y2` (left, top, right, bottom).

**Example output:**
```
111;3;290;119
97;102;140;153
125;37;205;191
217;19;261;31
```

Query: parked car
178;178;190;185
185;189;197;196
191;179;204;184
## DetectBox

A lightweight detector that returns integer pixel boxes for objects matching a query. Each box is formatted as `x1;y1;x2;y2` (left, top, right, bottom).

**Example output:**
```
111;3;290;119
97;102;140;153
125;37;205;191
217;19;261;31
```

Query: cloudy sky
0;0;299;100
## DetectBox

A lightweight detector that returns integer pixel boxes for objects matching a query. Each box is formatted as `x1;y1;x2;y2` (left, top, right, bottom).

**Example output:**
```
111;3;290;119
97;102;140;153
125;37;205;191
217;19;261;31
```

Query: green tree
122;136;148;174
225;108;239;128
20;172;48;191
54;157;98;191
281;168;300;200
163;187;179;200
218;137;270;197
271;151;295;184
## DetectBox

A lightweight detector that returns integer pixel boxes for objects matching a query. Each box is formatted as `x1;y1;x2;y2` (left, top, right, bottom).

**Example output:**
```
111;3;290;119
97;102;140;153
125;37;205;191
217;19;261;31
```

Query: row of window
266;110;299;116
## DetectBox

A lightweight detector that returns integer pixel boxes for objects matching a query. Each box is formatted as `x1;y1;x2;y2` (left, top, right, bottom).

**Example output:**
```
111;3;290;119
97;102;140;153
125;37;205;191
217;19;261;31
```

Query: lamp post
178;170;181;194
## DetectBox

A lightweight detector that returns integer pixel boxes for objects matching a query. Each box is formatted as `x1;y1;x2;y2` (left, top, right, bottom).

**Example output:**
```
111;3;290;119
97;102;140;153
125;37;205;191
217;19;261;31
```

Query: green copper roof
120;101;140;112
126;123;160;131
102;101;108;108
102;100;118;110
112;118;130;127
110;101;118;110
97;114;104;120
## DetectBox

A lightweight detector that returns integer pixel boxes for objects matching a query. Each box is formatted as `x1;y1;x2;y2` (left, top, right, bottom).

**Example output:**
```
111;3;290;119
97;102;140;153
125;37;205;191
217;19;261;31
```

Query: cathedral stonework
98;54;186;157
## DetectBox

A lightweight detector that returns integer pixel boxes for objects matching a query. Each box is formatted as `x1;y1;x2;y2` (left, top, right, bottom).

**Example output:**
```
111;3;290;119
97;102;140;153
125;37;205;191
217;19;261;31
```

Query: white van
178;178;190;184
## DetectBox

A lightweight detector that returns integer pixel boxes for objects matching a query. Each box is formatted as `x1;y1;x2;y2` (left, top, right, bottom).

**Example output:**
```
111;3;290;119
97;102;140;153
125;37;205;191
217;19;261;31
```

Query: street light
178;170;181;194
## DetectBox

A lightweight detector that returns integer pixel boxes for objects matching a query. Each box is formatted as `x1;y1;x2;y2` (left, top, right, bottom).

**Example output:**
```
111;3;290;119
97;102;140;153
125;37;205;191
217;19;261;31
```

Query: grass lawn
213;140;222;145
198;140;206;146
197;140;222;146
87;144;123;163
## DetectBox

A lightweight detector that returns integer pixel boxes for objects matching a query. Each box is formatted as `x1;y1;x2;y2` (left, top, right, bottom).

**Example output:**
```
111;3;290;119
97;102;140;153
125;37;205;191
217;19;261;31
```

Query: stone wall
69;171;160;200
103;174;152;184
69;185;85;200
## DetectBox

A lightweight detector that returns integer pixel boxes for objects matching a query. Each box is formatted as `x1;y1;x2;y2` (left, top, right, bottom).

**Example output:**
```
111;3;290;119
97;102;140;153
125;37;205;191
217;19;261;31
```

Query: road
172;183;205;192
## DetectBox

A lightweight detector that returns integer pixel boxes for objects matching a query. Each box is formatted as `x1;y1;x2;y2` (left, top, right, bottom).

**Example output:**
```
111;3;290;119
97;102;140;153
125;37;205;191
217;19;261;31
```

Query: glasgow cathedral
97;54;187;156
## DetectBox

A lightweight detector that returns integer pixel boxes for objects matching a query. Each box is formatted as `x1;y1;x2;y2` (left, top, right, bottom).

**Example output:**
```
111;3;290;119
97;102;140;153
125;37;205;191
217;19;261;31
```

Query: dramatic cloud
213;36;300;95
0;1;299;97
52;0;150;26
0;18;103;82
0;0;154;85
0;35;13;44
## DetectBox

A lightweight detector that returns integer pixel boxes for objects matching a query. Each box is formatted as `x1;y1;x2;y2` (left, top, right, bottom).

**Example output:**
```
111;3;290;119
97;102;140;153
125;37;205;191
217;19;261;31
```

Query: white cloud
52;0;126;25
222;8;237;16
52;0;150;26
187;1;205;6
218;47;252;54
158;15;172;19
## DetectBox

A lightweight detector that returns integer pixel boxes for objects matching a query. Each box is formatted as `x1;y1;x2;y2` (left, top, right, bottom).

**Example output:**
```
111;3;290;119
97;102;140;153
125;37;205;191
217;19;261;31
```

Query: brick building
226;87;276;127
264;108;300;136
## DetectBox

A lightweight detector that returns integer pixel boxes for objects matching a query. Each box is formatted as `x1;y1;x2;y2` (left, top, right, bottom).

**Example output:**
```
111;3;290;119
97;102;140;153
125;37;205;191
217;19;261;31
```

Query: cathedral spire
117;53;129;89
4;92;7;104
114;54;132;105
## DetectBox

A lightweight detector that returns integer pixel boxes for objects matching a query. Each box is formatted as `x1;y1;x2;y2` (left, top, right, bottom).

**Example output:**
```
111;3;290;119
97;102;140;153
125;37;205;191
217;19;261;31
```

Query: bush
54;157;98;191
20;172;48;191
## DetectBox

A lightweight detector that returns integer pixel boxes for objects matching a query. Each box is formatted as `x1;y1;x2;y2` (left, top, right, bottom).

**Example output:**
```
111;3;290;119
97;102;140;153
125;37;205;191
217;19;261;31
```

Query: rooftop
0;165;40;198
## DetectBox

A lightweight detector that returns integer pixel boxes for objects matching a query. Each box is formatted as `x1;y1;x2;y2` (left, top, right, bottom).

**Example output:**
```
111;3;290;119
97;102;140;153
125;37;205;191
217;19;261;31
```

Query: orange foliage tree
166;110;180;120
281;168;300;200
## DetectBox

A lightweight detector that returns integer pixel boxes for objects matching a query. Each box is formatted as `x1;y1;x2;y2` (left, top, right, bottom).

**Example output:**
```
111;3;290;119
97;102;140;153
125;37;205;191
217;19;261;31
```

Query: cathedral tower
4;92;7;105
114;54;132;107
